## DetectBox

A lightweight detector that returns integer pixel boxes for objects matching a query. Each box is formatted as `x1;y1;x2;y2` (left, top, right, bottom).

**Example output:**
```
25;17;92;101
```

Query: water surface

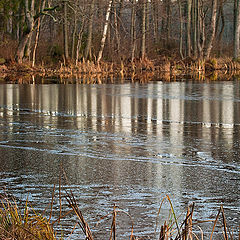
0;81;239;238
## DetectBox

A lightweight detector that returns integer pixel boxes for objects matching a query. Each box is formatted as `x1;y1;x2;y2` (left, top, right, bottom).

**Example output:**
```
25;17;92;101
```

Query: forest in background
0;0;240;71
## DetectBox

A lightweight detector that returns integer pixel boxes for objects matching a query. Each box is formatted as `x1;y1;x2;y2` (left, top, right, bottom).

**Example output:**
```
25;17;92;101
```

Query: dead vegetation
0;56;239;84
0;177;239;240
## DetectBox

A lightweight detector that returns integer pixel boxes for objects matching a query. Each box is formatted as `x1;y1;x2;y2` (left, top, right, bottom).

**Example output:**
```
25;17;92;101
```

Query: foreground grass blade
65;190;94;240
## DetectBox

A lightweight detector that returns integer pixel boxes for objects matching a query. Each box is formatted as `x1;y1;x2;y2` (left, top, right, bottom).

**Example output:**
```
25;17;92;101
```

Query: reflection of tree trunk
234;0;240;59
84;0;95;60
97;0;113;63
204;0;218;59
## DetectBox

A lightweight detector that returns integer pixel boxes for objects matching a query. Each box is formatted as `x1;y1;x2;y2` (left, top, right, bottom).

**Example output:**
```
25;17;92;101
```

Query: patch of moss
0;58;6;64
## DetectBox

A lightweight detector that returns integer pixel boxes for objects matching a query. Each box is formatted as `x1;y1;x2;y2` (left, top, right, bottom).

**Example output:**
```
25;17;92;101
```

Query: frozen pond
0;80;239;239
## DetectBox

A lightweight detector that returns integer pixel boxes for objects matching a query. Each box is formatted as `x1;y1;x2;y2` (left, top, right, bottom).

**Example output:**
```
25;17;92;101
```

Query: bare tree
97;0;113;63
186;0;192;57
32;0;47;67
152;0;159;43
197;0;206;59
84;0;95;60
15;0;35;63
234;0;240;59
131;0;137;62
204;0;218;59
178;0;184;59
15;0;58;63
140;0;146;59
63;0;69;61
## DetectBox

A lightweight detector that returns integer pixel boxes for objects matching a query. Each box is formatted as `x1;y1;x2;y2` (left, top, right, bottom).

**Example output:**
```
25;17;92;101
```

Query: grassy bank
0;57;240;83
0;191;238;240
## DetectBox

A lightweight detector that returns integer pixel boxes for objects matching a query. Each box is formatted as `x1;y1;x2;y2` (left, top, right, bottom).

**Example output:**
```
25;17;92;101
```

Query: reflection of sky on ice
0;81;239;239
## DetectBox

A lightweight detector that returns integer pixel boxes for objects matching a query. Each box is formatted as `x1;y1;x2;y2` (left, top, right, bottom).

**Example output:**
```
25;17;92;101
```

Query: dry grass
0;56;240;83
1;187;238;240
0;194;57;240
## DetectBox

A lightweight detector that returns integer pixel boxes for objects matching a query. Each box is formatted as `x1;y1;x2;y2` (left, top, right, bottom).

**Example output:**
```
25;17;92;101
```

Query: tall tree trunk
25;32;33;60
63;0;69;61
84;0;95;60
140;0;146;59
75;19;86;65
15;0;35;63
32;0;46;67
131;0;136;62
192;0;198;58
97;0;113;63
178;0;183;59
186;0;192;57
152;0;159;43
71;8;77;60
7;10;13;35
113;1;121;57
234;0;240;59
197;0;205;59
166;0;171;44
234;0;237;45
32;19;41;67
162;0;171;47
146;0;150;43
204;0;218;59
215;0;225;55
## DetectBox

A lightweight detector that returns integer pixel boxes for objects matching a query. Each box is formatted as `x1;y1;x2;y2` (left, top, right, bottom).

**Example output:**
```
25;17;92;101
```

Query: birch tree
97;0;113;63
204;0;218;59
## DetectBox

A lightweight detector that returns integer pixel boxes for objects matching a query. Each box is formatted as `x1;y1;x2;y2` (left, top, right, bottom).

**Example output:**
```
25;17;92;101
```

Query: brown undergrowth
0;57;240;84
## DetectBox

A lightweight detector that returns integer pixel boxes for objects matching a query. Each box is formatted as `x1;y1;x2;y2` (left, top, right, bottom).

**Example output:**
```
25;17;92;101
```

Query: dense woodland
0;0;240;67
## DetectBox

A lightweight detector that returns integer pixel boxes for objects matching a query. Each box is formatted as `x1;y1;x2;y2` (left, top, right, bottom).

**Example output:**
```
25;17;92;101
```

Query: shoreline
0;58;240;83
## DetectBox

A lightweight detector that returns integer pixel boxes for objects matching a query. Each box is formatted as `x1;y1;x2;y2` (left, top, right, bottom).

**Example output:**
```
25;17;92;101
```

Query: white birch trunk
204;0;218;59
97;0;113;63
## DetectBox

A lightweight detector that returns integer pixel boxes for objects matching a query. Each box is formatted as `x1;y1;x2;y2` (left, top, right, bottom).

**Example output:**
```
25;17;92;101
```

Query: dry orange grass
0;194;57;240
